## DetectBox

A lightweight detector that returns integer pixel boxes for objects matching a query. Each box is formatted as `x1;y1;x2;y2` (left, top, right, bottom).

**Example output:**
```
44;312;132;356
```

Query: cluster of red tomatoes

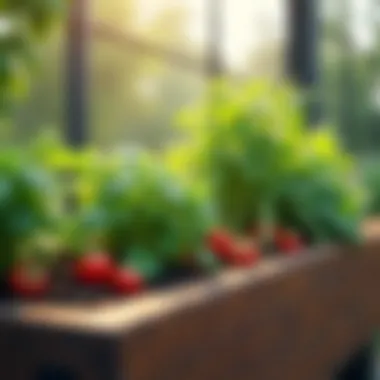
9;254;144;298
207;226;304;267
8;227;304;299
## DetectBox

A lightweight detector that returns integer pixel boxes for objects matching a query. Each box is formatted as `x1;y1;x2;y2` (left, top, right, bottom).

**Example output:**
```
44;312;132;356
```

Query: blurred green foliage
277;129;367;244
175;80;305;232
321;0;380;154
61;148;213;280
20;132;217;278
359;156;380;215
0;72;370;277
0;143;61;273
0;0;64;109
0;0;373;275
175;79;367;244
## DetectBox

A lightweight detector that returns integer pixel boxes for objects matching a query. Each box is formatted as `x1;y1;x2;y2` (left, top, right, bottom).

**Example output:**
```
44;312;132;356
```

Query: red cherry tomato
207;229;235;261
231;244;260;267
74;252;115;285
111;268;145;295
9;266;50;298
275;229;304;255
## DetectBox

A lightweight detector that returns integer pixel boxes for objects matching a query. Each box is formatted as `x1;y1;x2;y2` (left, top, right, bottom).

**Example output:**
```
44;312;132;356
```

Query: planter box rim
0;243;351;337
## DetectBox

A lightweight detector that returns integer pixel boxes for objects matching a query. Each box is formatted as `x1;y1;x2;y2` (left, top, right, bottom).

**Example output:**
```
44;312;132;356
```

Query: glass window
321;0;380;153
222;0;287;78
89;40;204;149
90;0;205;149
92;0;206;61
8;0;289;147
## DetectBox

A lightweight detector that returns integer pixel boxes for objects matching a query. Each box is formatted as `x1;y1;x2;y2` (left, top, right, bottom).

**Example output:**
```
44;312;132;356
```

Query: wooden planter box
1;238;380;380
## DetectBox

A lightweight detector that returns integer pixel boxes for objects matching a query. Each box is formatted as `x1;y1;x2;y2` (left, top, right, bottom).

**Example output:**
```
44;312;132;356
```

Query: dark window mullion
66;0;89;146
287;0;321;125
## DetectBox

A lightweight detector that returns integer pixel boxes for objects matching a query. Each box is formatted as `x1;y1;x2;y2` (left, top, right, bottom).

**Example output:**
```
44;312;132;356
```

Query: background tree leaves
0;0;65;110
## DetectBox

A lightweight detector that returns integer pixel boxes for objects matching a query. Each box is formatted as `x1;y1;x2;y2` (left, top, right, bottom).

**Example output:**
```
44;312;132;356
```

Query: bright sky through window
136;0;286;71
108;0;372;70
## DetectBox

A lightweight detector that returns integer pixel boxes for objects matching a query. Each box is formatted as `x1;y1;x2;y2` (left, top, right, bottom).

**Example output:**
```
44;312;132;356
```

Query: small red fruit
231;240;260;267
275;228;303;255
111;267;145;295
207;229;235;261
9;265;50;298
74;252;115;285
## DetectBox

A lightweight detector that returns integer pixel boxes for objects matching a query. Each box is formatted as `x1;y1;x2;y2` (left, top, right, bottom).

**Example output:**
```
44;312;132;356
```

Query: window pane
92;0;206;61
222;0;287;77
7;0;290;147
89;39;204;149
89;1;206;149
321;0;380;153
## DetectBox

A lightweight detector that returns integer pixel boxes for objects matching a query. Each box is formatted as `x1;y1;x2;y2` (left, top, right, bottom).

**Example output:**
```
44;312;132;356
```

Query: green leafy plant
0;146;61;274
276;129;367;244
69;150;213;281
175;79;366;245
360;155;380;216
26;132;111;210
176;80;305;232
